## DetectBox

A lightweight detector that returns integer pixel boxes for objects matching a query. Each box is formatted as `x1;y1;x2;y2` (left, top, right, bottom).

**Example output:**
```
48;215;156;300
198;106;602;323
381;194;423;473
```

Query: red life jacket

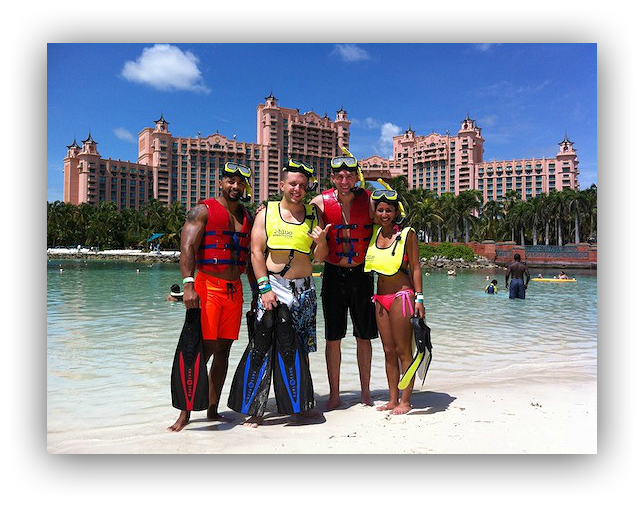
196;198;252;273
322;189;373;265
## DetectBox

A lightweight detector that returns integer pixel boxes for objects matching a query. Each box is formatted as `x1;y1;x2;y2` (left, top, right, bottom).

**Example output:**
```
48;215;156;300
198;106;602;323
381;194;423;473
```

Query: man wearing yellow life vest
167;163;256;432
247;160;331;427
310;149;377;410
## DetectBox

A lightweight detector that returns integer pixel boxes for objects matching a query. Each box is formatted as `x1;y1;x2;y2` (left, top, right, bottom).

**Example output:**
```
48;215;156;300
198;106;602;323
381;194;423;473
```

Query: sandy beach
47;259;597;455
48;379;596;454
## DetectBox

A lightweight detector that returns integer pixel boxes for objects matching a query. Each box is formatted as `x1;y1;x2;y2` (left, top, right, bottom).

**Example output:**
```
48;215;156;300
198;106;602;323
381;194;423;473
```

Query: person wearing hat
310;147;377;410
246;159;331;427
168;162;258;432
166;284;184;302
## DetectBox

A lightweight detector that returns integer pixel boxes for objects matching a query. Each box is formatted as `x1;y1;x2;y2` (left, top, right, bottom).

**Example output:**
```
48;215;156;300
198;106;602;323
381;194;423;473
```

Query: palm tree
456;190;482;243
165;201;186;249
503;190;522;242
408;193;442;242
86;201;120;249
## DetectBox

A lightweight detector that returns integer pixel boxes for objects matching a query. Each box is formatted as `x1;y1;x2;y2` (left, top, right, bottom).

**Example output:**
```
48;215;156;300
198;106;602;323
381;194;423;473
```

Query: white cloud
113;127;136;143
332;44;371;62
473;43;499;52
121;44;210;93
378;122;402;157
353;116;380;129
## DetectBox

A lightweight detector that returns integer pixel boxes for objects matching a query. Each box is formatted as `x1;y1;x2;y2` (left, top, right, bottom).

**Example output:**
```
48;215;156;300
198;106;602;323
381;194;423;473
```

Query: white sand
47;380;596;454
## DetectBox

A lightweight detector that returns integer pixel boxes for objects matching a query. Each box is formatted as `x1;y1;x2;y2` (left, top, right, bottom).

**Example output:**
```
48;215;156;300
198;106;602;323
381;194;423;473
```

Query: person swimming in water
166;284;184;302
485;279;498;294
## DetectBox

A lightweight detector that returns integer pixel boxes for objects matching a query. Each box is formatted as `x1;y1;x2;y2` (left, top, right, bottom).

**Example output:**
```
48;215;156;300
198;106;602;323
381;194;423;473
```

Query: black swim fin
227;308;274;416
272;303;315;414
171;309;209;411
398;316;433;390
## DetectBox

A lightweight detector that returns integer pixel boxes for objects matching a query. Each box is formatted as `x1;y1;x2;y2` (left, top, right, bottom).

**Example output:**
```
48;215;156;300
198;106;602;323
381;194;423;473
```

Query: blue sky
47;43;597;201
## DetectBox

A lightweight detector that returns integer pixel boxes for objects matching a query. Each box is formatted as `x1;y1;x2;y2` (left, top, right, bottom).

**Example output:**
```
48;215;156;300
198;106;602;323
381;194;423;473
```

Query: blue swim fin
227;308;274;416
272;303;315;414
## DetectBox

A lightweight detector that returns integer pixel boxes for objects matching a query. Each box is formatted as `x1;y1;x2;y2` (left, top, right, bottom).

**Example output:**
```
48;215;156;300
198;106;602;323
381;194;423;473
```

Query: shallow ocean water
47;260;596;434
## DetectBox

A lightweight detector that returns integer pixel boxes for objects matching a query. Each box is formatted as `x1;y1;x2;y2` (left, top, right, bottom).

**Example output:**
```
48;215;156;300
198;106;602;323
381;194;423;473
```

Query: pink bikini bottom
372;289;414;316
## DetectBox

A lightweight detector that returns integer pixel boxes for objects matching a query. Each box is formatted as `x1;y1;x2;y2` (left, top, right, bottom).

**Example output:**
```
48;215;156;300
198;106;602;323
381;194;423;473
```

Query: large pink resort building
63;95;579;210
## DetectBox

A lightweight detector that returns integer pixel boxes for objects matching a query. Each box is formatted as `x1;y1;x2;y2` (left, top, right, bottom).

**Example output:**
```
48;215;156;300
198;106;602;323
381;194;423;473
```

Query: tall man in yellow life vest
247;160;331;427
310;148;377;410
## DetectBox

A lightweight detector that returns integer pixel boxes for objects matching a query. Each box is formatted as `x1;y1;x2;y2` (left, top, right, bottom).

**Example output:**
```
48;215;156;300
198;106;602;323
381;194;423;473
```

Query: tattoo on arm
186;204;204;222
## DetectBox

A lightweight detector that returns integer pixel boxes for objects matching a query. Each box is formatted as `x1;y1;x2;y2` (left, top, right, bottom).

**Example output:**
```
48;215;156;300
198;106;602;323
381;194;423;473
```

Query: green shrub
418;242;476;261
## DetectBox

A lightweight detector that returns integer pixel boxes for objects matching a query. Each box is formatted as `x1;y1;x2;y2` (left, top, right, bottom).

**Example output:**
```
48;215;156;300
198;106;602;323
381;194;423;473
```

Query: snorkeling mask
223;162;252;202
282;159;319;192
374;178;406;225
330;147;365;193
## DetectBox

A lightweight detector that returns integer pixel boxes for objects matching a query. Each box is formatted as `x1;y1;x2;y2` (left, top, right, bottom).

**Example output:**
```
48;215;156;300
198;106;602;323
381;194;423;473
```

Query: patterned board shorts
256;275;317;353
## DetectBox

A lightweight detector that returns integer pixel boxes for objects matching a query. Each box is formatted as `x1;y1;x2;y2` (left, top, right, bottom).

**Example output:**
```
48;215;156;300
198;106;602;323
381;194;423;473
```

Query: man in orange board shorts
167;163;257;432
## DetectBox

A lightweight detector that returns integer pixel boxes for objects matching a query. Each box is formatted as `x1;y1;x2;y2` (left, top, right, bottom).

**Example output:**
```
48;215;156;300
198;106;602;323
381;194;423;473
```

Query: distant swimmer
447;269;456;276
556;270;569;279
505;253;530;299
166;284;184;302
485;279;498;294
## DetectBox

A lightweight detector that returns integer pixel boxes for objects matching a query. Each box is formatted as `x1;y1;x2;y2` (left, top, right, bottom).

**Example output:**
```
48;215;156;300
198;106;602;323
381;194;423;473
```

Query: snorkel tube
341;146;365;191
240;180;252;202
376;178;406;224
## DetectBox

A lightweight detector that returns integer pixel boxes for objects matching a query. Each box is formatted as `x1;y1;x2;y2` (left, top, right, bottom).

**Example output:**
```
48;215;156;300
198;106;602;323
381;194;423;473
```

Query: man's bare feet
325;396;343;411
207;405;229;421
360;393;374;406
243;416;264;428
167;411;190;432
376;401;398;412
391;402;412;415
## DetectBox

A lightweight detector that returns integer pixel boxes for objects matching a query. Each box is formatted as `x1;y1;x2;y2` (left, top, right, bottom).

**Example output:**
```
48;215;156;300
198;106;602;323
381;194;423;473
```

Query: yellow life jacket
364;225;414;276
265;201;318;254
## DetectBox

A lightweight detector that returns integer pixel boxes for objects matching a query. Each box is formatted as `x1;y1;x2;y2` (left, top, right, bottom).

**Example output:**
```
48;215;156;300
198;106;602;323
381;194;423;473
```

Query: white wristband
182;276;195;285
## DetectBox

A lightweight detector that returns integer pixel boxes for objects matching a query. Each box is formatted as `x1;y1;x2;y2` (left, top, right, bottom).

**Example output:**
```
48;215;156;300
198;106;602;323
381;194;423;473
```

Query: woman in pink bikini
364;189;425;415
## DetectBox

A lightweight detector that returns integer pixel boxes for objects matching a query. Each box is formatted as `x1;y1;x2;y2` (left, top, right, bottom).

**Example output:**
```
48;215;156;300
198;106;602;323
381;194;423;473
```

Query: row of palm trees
47;180;597;250
387;176;597;246
47;199;186;249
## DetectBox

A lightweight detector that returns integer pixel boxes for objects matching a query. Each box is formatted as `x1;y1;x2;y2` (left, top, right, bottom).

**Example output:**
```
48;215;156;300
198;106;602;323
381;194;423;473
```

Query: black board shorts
321;262;378;341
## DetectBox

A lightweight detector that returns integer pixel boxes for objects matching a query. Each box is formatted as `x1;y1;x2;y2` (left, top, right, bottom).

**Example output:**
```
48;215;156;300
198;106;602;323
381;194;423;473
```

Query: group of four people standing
168;152;425;432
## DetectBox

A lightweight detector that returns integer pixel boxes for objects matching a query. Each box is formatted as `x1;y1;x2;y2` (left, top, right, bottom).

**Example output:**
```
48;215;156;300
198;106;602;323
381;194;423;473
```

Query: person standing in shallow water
505;253;530;299
167;163;257;432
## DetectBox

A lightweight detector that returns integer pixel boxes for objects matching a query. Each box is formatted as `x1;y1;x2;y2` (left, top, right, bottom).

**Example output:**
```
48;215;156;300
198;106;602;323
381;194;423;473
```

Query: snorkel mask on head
282;159;319;192
374;178;406;225
330;146;365;193
222;162;252;202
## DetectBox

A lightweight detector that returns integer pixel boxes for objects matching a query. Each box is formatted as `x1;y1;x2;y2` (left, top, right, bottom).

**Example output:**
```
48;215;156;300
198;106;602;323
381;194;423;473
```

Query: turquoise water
47;260;596;437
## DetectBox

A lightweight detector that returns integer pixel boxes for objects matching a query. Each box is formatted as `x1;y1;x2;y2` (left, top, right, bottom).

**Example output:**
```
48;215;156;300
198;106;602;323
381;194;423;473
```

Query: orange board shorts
194;273;244;341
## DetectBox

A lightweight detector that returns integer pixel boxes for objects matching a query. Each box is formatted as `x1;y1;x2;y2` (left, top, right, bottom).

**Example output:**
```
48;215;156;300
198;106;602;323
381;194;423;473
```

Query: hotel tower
63;96;579;209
